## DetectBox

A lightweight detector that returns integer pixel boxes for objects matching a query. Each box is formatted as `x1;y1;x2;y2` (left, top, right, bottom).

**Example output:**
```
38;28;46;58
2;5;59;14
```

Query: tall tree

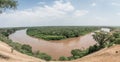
93;32;111;47
0;0;17;13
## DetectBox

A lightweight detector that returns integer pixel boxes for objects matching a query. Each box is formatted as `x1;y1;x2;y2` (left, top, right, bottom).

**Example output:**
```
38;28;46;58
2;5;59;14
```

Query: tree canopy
0;0;17;13
93;32;112;48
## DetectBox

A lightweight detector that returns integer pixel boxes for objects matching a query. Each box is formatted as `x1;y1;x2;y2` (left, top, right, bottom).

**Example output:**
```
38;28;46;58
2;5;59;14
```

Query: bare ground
0;41;45;62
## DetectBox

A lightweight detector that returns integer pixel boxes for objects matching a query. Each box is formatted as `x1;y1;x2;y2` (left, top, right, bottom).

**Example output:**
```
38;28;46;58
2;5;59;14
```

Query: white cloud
73;10;88;17
0;0;88;27
53;1;74;12
117;12;120;15
112;2;120;6
91;3;96;7
37;2;45;5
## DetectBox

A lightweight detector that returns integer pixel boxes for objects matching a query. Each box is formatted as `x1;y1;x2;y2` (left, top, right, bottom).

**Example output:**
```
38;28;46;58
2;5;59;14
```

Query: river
9;29;97;59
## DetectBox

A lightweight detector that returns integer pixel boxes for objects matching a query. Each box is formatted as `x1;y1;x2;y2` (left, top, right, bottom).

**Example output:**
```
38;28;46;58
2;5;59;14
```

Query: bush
9;42;22;51
59;56;68;61
34;51;52;61
88;44;100;54
113;32;120;38
114;38;120;44
1;32;9;36
71;49;88;59
67;56;74;60
21;44;32;53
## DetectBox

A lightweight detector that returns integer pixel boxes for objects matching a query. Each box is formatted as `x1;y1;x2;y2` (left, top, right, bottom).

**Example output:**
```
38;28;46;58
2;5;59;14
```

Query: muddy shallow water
9;29;97;59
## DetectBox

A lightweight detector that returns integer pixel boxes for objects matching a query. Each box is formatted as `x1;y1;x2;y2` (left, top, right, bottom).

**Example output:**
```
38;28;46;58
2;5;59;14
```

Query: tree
88;44;100;54
114;38;120;44
71;49;82;57
0;0;17;13
93;32;111;48
113;31;120;38
33;51;52;61
21;44;32;53
110;31;120;44
59;56;68;61
71;49;88;59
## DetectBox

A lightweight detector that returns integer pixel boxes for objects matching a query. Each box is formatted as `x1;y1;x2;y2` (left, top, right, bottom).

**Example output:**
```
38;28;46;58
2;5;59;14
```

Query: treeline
27;26;100;40
59;30;120;61
0;28;52;61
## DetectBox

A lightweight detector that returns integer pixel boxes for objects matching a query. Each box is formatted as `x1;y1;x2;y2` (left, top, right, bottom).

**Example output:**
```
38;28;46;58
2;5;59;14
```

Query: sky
0;0;120;27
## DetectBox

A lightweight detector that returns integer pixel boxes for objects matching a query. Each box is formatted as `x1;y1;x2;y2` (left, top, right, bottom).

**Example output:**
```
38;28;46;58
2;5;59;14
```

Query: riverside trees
0;28;52;61
93;31;112;48
59;29;120;61
27;26;99;40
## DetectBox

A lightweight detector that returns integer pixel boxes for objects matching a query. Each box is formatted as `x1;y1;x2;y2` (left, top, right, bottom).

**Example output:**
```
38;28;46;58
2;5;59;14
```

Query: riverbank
1;40;120;62
9;29;97;59
0;41;45;62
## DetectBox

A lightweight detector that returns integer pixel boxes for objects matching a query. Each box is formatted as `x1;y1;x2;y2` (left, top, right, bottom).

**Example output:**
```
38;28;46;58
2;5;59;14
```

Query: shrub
1;32;9;36
71;49;88;59
114;38;120;44
34;51;52;61
88;44;100;54
67;56;74;60
59;56;68;61
21;44;32;53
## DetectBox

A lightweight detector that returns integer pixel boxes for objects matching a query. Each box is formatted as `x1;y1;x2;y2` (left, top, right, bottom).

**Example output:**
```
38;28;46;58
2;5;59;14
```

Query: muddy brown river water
9;29;97;59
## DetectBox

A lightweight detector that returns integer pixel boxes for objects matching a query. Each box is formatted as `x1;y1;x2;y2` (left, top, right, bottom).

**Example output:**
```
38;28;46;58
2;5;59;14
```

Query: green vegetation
88;44;100;54
93;32;112;48
1;27;120;61
111;31;120;44
0;0;17;13
34;51;52;61
59;44;100;61
27;26;99;40
59;56;68;61
0;28;52;61
59;29;120;61
71;49;88;58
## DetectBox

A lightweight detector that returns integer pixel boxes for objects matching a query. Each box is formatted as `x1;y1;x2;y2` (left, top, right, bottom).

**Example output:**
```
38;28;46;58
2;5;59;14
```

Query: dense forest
27;26;100;40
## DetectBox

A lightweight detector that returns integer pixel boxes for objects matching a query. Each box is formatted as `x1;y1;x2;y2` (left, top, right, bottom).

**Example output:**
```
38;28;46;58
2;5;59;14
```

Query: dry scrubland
0;40;120;62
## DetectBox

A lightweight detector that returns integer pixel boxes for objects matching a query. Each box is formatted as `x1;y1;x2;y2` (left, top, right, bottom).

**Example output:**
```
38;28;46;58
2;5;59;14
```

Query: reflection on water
9;29;96;59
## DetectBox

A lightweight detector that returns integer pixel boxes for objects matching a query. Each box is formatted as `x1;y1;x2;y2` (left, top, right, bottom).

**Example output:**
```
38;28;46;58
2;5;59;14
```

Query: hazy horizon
0;0;120;27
